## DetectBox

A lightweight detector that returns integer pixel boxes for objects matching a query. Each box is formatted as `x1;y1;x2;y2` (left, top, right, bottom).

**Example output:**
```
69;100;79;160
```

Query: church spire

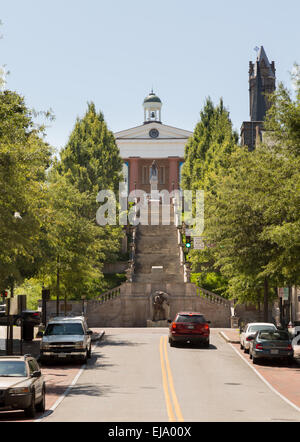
240;46;277;151
249;46;276;121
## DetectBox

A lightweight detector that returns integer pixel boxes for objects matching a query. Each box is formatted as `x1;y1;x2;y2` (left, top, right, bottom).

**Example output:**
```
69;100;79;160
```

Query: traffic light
185;236;192;249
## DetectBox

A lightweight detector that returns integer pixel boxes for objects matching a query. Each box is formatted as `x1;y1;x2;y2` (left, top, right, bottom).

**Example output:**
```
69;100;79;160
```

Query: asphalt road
42;328;300;422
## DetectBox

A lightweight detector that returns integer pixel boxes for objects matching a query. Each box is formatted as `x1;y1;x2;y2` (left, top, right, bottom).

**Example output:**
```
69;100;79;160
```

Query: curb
219;331;240;344
91;330;105;342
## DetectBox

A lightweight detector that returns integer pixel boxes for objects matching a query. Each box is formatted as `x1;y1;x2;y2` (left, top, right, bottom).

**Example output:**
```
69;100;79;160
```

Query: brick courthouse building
114;91;192;194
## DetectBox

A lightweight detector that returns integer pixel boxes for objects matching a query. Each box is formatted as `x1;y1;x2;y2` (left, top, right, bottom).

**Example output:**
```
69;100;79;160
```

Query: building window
142;166;149;185
159;166;165;185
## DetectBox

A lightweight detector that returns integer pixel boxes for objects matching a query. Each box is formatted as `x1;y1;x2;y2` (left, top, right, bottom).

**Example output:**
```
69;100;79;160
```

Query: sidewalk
218;328;240;344
0;327;105;421
219;327;300;413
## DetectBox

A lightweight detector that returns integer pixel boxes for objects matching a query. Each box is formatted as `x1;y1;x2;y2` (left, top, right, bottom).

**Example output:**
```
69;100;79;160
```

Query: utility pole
56;255;60;316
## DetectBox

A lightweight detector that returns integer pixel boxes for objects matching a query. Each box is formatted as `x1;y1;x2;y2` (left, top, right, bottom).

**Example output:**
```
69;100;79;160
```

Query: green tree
39;103;125;302
0;91;52;293
59;102;123;197
39;171;115;302
182;98;238;296
203;147;300;320
181;98;238;192
264;72;300;157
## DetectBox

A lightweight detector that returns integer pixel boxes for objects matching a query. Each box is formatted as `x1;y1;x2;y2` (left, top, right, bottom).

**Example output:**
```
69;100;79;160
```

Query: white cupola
143;90;162;124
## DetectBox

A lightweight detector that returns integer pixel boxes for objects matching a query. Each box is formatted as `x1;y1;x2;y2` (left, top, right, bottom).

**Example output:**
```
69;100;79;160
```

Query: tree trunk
10;279;14;298
264;278;269;322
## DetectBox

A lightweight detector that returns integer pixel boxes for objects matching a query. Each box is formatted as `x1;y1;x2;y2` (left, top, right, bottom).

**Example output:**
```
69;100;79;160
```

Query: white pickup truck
40;316;93;364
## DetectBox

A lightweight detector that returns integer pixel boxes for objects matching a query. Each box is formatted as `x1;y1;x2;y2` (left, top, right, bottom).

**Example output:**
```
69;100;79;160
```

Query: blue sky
1;0;299;152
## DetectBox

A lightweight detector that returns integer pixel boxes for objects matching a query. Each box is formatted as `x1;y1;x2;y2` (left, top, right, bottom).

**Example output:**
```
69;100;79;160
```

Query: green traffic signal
185;236;191;249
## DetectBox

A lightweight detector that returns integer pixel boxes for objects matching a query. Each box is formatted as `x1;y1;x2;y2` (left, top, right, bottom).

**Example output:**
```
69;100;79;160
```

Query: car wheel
24;391;36;418
87;345;92;358
15;317;22;326
169;339;175;348
252;355;258;365
240;343;244;350
203;340;210;348
83;351;88;364
36;385;46;413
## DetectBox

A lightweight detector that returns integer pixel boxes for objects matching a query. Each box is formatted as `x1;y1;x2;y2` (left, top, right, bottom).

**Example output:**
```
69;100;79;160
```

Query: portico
114;91;192;194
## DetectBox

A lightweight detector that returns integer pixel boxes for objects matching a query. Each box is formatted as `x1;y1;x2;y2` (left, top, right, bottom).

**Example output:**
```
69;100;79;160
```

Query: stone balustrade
98;285;122;304
195;286;231;307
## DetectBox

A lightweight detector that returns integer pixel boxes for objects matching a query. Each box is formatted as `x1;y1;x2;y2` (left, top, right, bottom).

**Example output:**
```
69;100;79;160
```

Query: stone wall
44;282;232;328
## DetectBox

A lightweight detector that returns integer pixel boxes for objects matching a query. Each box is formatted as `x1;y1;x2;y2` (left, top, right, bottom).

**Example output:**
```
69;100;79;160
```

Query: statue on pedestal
150;160;158;182
149;160;159;195
152;291;170;322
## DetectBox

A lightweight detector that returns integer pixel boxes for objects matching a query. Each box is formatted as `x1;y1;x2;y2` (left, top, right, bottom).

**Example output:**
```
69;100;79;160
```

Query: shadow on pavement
252;359;300;369
173;343;218;350
98;335;145;347
63;383;113;398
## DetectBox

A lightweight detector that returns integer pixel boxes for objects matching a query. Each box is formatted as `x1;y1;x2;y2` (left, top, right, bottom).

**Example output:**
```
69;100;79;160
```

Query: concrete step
136;246;178;255
133;273;184;283
135;263;182;275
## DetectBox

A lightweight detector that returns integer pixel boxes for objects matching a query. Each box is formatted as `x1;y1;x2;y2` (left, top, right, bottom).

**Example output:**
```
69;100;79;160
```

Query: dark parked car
249;330;294;364
0;309;41;326
0;354;45;418
0;304;6;318
169;312;210;347
15;310;41;326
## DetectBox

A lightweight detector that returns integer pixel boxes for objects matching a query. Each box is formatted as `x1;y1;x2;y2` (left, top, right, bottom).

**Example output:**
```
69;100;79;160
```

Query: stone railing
195;287;231;307
126;226;136;282
98;285;122;304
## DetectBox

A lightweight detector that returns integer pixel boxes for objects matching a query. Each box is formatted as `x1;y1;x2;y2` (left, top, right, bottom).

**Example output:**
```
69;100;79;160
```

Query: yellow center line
160;336;176;422
163;336;185;422
159;335;184;422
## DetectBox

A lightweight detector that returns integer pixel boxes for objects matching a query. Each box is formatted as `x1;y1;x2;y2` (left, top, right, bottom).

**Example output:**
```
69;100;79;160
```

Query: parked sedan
240;322;277;353
249;330;294;364
169;312;210;347
0;309;41;326
14;310;42;327
0;304;6;318
0;355;45;418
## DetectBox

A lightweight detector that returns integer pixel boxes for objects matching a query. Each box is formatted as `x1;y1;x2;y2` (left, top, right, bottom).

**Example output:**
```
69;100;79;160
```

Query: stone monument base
147;320;169;328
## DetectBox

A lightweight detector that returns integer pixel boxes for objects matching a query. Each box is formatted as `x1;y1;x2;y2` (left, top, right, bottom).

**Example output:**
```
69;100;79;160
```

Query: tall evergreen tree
59;102;123;197
181;98;238;296
42;102;125;299
181;98;238;193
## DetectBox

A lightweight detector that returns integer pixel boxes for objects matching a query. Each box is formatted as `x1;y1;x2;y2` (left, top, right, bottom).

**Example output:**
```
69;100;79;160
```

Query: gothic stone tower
241;46;276;151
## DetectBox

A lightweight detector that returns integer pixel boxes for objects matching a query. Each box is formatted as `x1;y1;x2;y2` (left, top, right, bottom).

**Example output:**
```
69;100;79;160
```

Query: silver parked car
0;355;45;418
40;316;93;364
240;322;277;353
292;333;300;359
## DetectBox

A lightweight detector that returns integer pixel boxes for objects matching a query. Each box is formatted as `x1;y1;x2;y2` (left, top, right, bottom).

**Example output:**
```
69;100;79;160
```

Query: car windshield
176;315;206;324
45;323;84;336
259;331;290;341
248;325;275;333
0;361;27;377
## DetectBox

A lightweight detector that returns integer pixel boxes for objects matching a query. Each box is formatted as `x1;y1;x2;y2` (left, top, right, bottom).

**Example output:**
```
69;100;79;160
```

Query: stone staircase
72;200;233;327
133;203;184;283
